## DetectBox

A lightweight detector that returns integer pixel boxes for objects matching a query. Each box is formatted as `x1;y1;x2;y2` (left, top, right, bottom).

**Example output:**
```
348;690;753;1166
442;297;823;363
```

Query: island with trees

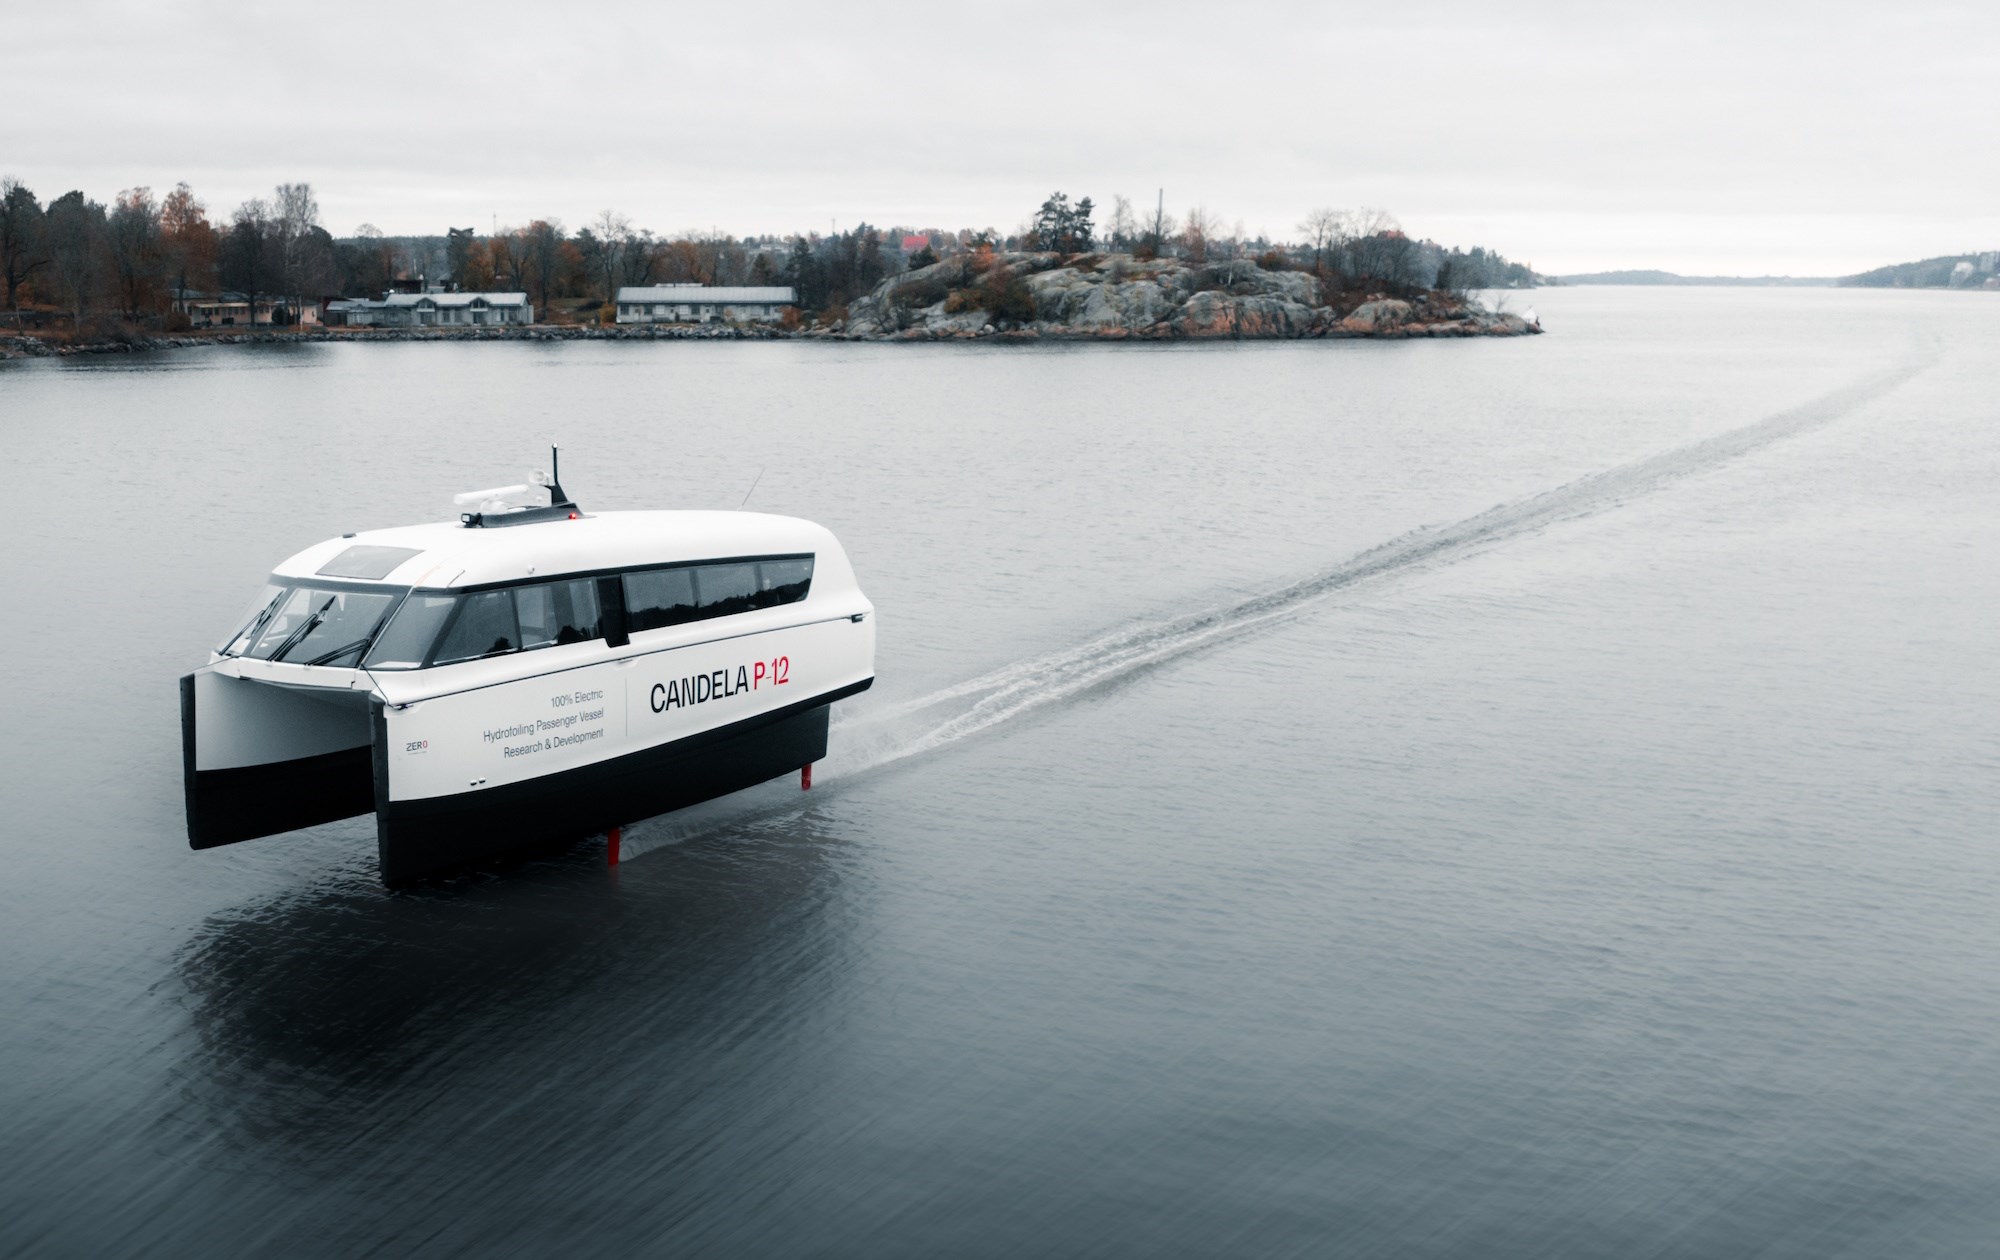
1840;252;2000;290
0;179;1543;357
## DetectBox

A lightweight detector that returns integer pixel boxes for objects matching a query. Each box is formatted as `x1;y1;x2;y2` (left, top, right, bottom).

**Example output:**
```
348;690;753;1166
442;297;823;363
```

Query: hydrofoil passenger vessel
181;458;875;884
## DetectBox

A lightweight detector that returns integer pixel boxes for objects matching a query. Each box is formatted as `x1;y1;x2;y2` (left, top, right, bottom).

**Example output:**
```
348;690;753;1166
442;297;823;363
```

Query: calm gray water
3;287;1997;1257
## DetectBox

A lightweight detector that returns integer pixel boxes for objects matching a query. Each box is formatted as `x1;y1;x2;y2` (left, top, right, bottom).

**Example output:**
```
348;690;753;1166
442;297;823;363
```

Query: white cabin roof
272;510;838;590
616;286;796;304
381;291;529;308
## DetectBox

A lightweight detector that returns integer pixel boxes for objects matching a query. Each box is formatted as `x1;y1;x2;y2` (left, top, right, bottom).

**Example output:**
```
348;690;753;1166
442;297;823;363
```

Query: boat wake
624;360;1925;858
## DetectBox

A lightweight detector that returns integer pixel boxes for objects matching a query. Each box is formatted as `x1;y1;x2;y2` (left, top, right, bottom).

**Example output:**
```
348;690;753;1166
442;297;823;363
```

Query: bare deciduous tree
1139;190;1177;260
402;237;441;288
1182;205;1218;265
1298;207;1340;273
272;182;321;316
1348;207;1399;279
587;209;633;300
108;186;163;318
1107;195;1136;252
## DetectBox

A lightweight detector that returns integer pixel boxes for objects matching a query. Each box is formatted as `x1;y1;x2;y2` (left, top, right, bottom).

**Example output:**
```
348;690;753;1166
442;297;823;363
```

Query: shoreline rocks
0;262;1541;360
0;322;791;360
841;253;1541;342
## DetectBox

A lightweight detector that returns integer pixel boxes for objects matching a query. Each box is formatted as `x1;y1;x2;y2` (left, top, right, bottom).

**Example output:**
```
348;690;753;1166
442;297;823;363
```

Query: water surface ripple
1;288;1995;1258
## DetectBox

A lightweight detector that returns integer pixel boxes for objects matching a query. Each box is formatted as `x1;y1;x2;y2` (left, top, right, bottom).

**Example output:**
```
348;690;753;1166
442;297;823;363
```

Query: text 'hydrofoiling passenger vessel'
181;456;875;884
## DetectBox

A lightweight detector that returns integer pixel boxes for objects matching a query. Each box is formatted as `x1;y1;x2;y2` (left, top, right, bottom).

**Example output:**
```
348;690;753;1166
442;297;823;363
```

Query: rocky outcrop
1337;299;1411;333
842;253;1540;341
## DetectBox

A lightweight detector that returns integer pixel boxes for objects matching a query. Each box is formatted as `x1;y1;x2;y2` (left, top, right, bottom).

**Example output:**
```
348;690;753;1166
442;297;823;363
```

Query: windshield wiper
305;637;373;668
227;598;282;657
267;596;337;663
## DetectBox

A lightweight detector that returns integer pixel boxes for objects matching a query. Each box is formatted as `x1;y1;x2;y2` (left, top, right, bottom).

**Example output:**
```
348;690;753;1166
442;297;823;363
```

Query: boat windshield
221;583;407;668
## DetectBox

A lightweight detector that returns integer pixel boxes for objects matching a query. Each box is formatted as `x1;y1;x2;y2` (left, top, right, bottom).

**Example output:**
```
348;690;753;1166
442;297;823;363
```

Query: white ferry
181;460;875;884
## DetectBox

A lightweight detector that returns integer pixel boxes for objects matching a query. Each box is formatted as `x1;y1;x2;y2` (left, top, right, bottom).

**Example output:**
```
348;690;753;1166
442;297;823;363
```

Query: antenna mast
546;444;569;505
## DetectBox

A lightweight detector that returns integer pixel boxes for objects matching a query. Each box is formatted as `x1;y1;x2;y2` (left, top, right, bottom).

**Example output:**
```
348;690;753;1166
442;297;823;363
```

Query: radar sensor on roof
457;446;581;527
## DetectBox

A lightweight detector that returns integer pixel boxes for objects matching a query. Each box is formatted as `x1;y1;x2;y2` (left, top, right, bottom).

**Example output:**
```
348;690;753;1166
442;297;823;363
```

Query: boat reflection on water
171;808;859;1167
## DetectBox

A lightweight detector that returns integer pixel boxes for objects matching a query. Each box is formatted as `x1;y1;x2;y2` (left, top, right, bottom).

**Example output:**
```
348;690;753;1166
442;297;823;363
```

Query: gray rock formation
843;253;1539;341
1337;299;1412;334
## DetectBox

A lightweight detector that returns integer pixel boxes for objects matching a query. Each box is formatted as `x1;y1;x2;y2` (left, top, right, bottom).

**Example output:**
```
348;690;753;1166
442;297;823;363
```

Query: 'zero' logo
405;740;429;753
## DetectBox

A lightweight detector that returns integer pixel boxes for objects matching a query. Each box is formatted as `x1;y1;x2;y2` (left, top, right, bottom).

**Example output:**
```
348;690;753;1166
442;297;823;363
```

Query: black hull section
182;674;376;849
372;684;863;885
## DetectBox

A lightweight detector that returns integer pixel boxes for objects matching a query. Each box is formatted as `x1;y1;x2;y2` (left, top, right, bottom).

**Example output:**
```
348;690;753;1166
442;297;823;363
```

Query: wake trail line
623;359;1925;859
834;358;1927;772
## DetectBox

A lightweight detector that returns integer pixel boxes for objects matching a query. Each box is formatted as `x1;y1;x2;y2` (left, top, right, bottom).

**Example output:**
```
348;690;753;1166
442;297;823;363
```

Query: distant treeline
1553;256;2000;289
1841;253;1999;289
1554;269;1835;287
0;177;1541;330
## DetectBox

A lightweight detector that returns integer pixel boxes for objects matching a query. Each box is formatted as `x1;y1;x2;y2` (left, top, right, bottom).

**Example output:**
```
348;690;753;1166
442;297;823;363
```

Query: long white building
330;292;533;328
616;285;796;324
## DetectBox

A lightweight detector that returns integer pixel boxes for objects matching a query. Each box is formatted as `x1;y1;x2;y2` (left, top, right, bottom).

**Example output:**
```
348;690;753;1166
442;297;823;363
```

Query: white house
333;292;533;327
616;285;796;324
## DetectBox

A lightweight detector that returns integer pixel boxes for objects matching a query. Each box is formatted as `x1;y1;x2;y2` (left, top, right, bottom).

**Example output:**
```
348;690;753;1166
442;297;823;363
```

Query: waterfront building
616;285;796;324
173;290;323;328
332;292;533;327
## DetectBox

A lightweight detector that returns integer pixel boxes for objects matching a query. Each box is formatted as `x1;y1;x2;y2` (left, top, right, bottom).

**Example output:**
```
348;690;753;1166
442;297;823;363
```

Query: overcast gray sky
9;0;1995;275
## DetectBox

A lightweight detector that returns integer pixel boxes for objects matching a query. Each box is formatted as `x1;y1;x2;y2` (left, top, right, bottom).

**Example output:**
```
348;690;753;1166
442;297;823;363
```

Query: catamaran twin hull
182;500;875;885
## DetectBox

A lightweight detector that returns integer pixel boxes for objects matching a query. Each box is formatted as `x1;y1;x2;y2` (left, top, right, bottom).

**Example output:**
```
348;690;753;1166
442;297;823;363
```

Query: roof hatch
317;544;424;579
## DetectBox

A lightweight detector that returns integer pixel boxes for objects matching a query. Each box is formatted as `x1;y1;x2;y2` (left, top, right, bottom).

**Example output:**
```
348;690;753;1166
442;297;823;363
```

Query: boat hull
370;681;865;885
181;670;376;848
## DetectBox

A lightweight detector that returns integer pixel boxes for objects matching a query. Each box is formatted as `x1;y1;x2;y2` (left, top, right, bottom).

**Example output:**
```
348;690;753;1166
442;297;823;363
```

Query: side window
696;562;759;617
516;579;601;650
432;591;519;665
624;567;698;633
614;555;817;634
757;557;814;607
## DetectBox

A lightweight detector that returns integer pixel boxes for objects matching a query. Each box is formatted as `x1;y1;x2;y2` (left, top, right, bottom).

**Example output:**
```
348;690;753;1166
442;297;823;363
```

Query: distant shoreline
0;325;788;359
0;308;1542;360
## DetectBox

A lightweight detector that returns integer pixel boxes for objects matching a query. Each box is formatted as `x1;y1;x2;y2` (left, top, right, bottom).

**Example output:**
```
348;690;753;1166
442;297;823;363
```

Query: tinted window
758;557;814;607
625;567;698;632
363;594;456;669
243;586;401;666
622;556;814;634
696;562;760;617
516;579;601;649
432;591;519;665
